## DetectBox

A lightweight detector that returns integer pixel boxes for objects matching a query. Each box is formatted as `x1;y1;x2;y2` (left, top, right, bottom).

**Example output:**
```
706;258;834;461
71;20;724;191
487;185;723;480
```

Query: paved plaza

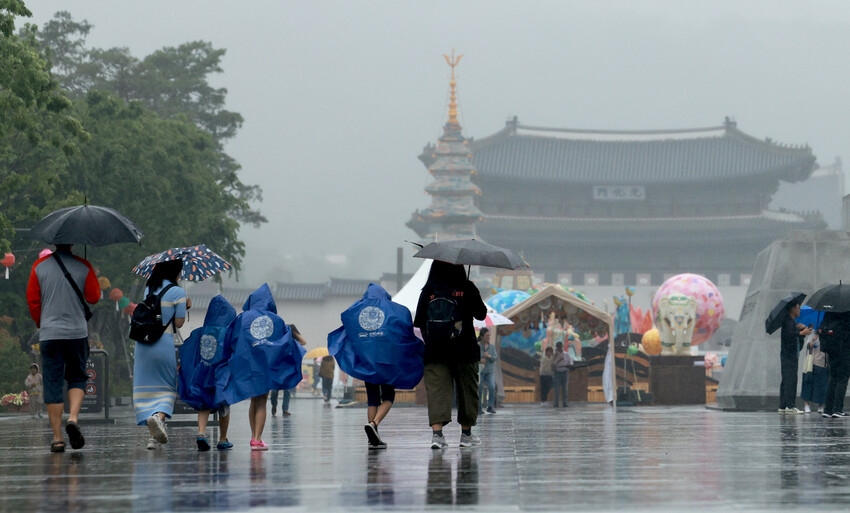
1;398;849;512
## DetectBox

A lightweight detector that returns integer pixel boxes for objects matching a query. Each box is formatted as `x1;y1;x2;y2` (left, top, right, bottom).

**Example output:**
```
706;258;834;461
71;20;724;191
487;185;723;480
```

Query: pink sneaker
250;439;268;451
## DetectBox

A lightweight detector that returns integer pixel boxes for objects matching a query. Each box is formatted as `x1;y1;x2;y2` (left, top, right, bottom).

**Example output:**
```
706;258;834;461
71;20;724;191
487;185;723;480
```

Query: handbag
52;254;93;321
804;353;814;374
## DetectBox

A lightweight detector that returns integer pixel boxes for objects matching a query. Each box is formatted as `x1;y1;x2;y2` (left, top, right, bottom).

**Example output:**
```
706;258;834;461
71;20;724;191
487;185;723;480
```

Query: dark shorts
365;382;395;407
41;338;89;404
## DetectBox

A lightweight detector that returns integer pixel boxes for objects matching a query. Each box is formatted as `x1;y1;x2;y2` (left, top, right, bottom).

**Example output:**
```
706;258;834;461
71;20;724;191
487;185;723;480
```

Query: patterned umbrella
131;244;232;282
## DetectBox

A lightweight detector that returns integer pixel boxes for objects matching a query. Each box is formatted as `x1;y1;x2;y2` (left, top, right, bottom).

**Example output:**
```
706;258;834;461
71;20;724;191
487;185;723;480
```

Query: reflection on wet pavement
2;400;850;511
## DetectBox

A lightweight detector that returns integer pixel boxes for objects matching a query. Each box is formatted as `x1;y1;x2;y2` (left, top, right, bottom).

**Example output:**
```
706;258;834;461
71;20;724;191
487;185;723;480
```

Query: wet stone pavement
1;399;850;512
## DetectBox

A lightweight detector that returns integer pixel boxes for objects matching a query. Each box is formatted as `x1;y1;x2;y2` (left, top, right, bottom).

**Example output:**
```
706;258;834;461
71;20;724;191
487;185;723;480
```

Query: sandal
197;434;211;452
50;441;66;453
65;420;85;450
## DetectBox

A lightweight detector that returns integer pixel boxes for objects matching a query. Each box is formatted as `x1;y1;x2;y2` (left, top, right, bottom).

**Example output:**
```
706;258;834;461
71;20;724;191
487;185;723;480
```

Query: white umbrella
473;307;514;329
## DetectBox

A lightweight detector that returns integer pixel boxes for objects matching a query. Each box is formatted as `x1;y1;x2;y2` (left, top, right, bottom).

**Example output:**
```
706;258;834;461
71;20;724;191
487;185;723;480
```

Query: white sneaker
146;437;161;450
788;407;804;415
459;433;481;448
146;415;168;444
430;433;448;449
804;405;811;413
818;407;825;414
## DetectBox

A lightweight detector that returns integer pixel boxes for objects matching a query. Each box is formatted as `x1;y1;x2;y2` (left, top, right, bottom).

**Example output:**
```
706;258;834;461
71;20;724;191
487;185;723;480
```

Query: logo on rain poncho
250;315;274;344
358;307;385;332
199;334;217;362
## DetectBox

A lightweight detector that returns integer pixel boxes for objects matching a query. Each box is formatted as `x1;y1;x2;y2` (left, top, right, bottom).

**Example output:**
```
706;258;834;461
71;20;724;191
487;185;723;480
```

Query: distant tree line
0;1;265;396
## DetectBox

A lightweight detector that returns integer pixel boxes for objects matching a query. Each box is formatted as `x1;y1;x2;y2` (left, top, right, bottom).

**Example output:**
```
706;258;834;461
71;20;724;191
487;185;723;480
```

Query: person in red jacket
27;244;99;453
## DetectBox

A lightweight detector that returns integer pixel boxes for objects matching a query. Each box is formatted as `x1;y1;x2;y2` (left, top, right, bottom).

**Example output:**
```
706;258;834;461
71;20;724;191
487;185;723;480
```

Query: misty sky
24;1;850;285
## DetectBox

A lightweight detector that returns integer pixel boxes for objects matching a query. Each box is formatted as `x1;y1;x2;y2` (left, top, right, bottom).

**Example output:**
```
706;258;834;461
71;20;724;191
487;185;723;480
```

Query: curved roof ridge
516;123;726;137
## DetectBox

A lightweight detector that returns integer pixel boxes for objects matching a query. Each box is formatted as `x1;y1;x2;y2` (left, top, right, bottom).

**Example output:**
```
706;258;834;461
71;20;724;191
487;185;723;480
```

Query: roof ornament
443;49;463;127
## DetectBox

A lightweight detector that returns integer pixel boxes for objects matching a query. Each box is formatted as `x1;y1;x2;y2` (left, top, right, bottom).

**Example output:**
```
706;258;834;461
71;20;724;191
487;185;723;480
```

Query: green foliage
35;13;266;227
0;330;31;395
68;91;245;291
0;4;86;253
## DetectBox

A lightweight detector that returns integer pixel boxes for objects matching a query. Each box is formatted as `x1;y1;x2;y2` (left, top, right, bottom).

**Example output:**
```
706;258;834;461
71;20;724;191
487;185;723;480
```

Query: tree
0;2;86;253
35;13;266;227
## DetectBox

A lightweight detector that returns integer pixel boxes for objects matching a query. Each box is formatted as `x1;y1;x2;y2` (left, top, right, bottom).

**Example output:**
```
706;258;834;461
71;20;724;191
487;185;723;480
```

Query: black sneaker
835;412;849;418
486;408;496;414
364;422;383;447
823;413;833;418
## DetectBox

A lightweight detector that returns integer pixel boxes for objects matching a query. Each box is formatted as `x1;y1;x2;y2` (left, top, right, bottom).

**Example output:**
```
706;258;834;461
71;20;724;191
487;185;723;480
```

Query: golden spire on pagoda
443;49;463;127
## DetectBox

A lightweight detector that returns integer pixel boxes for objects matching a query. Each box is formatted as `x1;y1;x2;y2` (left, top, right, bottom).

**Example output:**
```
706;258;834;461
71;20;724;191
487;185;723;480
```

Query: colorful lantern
651;274;725;345
118;296;130;309
98;277;111;290
123;302;137;316
641;329;662;355
1;253;14;279
109;288;123;302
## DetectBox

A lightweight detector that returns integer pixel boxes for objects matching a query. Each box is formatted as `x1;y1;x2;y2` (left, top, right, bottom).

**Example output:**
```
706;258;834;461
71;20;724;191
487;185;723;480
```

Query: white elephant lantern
651;273;725;346
656;293;698;355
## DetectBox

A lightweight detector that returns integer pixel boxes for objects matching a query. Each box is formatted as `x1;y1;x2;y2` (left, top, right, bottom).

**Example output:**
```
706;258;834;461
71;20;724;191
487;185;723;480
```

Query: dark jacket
780;315;804;358
414;278;486;364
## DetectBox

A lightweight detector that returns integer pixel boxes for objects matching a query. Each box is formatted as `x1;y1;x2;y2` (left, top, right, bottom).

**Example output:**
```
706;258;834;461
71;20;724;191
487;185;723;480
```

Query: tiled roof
328;278;374;297
469;119;816;184
477;211;824;241
274;283;328;302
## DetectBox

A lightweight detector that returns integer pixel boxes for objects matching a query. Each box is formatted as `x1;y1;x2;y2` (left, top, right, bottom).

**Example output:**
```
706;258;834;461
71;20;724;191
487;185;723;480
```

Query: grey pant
425;362;479;427
553;370;569;406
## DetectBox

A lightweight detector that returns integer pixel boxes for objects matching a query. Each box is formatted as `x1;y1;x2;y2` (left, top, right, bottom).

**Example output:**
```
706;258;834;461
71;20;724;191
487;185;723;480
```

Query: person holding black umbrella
414;260;487;449
26;244;100;452
779;302;812;414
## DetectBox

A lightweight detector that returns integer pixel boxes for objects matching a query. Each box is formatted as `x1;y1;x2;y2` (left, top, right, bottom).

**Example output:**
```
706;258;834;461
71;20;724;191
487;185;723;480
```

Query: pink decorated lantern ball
651;273;725;346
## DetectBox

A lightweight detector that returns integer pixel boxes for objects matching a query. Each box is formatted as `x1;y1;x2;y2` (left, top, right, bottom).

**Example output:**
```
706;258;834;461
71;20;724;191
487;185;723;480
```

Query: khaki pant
424;362;479;427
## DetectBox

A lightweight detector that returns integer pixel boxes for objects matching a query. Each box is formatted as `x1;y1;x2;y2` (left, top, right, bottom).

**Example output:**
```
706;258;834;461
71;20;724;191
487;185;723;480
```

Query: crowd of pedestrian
25;245;499;453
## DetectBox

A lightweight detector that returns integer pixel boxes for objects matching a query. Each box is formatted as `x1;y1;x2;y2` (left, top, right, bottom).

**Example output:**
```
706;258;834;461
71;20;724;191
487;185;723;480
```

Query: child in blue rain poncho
328;283;424;449
214;283;305;451
178;295;236;451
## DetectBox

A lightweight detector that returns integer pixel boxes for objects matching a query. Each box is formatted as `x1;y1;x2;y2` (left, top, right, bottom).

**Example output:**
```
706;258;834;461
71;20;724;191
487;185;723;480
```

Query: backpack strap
154;283;177;332
52;253;93;321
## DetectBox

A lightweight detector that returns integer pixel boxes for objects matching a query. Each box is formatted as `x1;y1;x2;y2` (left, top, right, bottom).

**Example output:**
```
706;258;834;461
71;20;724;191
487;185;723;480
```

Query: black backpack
129;284;177;344
425;290;463;341
819;314;844;357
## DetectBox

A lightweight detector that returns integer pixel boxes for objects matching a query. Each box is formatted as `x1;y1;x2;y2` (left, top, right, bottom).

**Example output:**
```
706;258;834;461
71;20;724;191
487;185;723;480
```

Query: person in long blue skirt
133;260;188;449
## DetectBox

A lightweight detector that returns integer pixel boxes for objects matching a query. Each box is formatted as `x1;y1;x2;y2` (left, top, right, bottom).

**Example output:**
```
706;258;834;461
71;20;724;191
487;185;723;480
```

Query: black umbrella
805;283;850;313
765;292;806;335
27;205;143;247
413;238;528;270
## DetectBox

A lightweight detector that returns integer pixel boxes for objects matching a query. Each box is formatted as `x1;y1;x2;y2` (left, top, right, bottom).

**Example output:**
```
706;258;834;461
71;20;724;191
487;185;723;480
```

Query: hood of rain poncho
177;295;236;410
327;283;424;389
243;283;277;314
214;283;305;405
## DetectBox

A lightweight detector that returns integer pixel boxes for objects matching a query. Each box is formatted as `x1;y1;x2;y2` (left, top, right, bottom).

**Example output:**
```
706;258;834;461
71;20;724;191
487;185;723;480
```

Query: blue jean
479;371;496;410
270;389;292;412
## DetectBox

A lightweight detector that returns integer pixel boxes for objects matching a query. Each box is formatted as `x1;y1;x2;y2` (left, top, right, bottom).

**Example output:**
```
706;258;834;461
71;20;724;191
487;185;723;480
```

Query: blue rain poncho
327;283;424;389
214;284;305;405
177;295;236;410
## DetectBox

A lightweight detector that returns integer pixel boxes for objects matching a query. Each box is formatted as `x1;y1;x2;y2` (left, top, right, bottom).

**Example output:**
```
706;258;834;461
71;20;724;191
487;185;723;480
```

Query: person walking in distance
414;261;487;449
25;363;43;419
539;346;555;405
478;329;498;414
319;355;335;403
27;244;100;452
552;342;571;407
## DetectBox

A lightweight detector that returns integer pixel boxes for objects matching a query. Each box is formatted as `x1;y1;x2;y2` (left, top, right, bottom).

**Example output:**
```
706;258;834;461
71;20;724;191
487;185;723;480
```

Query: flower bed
0;391;29;412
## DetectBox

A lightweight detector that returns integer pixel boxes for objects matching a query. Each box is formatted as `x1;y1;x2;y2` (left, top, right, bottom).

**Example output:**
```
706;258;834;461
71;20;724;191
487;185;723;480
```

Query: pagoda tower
407;50;482;241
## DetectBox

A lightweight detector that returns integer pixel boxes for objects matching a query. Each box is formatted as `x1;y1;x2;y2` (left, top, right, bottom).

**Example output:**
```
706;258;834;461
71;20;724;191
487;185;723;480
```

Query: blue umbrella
131;244;232;282
796;305;823;329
